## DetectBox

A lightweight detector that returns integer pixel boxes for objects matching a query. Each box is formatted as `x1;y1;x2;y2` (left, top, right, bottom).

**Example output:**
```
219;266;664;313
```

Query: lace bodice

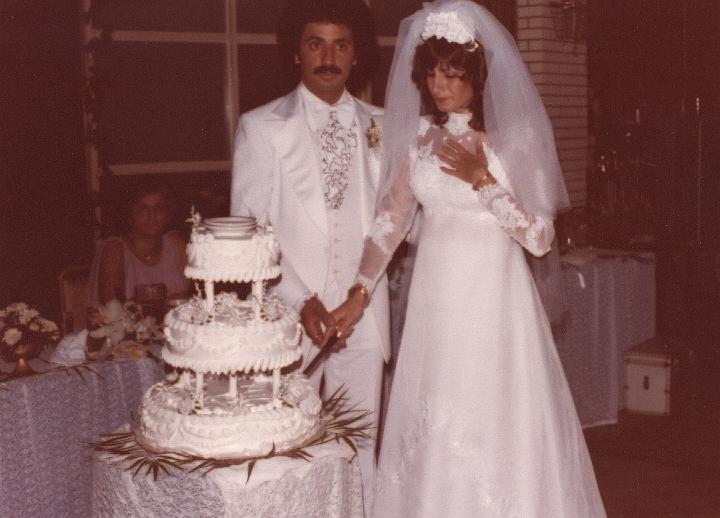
357;112;555;293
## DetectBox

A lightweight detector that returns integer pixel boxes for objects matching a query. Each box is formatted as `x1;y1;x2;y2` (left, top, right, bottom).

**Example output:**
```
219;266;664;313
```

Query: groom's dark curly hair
277;0;379;94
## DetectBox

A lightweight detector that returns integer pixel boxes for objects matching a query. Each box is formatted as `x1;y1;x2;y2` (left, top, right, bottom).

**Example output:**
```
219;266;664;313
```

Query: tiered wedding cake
136;215;322;459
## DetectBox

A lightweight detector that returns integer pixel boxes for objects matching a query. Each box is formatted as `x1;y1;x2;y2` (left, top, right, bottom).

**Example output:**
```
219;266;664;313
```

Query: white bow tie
311;98;355;129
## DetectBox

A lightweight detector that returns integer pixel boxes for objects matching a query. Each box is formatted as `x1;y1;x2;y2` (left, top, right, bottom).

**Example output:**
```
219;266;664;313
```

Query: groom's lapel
268;88;328;237
353;98;383;234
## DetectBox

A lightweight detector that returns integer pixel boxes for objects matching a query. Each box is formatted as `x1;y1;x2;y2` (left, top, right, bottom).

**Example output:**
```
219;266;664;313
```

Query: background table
555;251;656;427
92;440;363;518
0;357;163;518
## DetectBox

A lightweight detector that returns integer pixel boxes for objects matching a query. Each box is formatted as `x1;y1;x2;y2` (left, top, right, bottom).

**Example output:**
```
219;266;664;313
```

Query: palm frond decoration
59;363;103;382
85;385;371;482
0;361;102;386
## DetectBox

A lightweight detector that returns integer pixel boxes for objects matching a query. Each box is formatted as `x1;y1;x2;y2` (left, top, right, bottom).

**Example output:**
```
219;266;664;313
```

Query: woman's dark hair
277;0;379;94
117;180;175;233
411;37;488;131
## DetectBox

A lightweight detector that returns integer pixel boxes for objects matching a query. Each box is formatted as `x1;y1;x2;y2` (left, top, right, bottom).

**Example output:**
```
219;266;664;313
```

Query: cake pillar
195;372;205;408
180;370;191;388
228;374;238;399
272;368;281;400
252;280;264;319
206;281;215;315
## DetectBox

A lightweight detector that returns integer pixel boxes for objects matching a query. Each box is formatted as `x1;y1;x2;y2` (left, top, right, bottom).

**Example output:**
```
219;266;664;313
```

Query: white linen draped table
91;439;363;518
555;250;656;427
0;357;164;518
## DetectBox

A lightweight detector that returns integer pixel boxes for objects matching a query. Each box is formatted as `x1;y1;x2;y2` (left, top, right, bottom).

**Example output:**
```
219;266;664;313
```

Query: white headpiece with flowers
421;11;477;48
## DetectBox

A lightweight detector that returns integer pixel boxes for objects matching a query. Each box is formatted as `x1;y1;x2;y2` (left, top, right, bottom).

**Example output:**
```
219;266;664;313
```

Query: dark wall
1;1;92;317
589;0;720;246
589;0;720;364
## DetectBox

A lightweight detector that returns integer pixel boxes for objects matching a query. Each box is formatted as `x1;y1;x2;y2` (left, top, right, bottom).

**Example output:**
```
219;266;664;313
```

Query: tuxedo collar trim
269;85;381;122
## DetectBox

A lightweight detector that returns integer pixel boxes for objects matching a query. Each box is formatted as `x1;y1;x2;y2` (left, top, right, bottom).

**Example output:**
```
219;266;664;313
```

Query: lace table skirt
557;252;656;427
0;357;164;518
91;440;363;518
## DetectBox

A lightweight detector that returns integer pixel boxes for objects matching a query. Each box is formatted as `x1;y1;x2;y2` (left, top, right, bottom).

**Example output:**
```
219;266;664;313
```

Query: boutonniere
365;118;382;150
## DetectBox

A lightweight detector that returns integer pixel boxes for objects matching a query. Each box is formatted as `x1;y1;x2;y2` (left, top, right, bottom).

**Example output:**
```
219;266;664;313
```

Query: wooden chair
58;264;90;333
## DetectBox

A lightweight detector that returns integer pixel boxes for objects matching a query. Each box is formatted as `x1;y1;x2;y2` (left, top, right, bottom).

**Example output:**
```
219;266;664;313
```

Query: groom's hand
300;296;337;348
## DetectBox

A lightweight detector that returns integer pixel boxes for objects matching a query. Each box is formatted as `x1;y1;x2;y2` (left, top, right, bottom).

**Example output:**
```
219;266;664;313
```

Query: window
81;0;515;228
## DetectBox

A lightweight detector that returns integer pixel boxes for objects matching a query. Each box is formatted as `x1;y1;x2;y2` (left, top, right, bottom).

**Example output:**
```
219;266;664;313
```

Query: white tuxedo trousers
304;286;384;517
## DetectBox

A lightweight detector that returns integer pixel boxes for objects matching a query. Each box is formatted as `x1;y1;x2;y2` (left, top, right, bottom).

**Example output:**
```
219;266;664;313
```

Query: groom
230;0;390;510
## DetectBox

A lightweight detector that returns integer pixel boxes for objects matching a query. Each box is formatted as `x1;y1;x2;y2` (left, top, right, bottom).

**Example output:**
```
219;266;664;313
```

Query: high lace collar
446;111;472;136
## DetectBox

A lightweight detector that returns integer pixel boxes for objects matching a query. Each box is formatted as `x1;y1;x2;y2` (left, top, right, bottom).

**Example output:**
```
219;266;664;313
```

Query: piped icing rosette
185;220;281;282
163;293;302;374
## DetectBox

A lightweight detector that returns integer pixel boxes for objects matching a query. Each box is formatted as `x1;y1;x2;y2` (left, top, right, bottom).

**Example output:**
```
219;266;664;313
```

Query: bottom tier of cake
136;373;323;458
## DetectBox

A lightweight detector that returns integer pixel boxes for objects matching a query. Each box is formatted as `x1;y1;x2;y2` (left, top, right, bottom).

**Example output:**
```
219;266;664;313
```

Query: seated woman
88;183;190;308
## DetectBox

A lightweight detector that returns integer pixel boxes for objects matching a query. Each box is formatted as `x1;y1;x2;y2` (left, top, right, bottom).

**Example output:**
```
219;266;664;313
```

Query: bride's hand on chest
438;139;496;189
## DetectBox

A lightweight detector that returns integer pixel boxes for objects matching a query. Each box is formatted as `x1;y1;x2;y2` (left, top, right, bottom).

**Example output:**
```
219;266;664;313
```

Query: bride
332;1;606;516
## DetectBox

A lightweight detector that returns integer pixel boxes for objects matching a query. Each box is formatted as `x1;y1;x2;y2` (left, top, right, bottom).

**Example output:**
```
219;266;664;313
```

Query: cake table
0;357;164;518
91;438;363;517
556;249;656;427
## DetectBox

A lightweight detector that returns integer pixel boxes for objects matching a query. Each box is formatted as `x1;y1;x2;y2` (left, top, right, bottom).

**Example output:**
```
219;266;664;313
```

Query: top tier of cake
185;217;281;283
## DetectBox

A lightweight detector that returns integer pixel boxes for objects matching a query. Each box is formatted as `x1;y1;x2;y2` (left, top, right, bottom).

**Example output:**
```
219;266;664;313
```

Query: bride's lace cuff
352;275;375;298
478;183;554;257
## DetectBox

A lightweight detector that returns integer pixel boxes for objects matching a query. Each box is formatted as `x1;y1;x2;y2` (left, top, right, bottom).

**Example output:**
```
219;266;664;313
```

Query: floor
590;452;720;517
585;356;720;517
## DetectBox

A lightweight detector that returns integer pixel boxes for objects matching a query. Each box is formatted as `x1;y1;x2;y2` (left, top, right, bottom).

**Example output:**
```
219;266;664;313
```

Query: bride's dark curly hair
411;37;487;131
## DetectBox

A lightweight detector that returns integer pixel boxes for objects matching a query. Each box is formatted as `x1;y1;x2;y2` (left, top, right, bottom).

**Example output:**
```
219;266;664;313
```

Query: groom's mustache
313;65;342;75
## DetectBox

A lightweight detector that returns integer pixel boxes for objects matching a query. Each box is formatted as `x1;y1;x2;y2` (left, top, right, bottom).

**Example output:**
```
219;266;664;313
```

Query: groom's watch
348;283;371;308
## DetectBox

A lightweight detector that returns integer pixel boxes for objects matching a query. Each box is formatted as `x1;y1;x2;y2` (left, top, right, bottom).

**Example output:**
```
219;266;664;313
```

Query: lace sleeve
478;183;554;257
355;155;418;295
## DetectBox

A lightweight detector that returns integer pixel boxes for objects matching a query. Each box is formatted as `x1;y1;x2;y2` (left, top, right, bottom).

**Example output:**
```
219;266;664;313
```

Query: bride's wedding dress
359;112;606;517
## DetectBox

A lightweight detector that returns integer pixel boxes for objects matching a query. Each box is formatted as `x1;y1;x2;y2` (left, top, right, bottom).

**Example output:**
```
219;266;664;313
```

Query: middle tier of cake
163;293;302;374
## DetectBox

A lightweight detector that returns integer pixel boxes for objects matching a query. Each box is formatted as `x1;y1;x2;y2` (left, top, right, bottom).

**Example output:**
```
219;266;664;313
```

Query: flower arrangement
87;299;164;359
0;303;59;361
365;118;382;150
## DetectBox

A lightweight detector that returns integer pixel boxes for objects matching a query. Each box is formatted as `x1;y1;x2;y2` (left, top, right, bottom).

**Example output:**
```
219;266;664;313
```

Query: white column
195;371;205;408
228;374;238;399
206;280;215;315
272;368;281;400
180;370;191;388
252;280;264;319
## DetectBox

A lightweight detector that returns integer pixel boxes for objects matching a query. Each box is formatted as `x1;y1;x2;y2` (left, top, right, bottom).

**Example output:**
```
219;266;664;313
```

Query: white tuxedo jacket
230;86;390;361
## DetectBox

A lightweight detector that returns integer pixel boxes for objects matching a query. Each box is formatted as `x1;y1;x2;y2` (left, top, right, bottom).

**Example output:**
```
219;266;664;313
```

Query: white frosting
138;374;322;458
163;293;302;374
185;227;281;282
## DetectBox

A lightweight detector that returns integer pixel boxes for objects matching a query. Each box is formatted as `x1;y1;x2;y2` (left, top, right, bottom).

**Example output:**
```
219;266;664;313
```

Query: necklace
139;249;160;263
129;239;161;263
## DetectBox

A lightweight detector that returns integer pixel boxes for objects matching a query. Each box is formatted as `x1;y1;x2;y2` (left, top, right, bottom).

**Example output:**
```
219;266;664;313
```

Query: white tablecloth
91;440;363;518
0;357;164;518
555;251;656;427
